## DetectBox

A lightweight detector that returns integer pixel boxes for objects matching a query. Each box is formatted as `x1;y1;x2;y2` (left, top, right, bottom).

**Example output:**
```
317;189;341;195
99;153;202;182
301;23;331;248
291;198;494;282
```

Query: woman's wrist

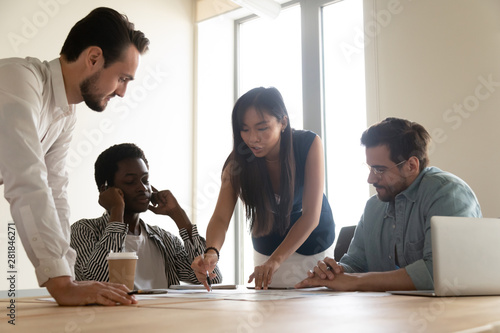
268;253;286;266
204;247;220;260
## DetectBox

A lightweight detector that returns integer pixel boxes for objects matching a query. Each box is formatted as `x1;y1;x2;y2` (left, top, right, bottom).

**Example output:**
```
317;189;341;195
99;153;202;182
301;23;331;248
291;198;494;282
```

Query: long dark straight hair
225;87;295;237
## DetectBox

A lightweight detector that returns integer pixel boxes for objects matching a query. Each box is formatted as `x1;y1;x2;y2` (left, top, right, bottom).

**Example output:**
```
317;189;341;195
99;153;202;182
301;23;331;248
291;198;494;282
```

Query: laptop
389;216;500;297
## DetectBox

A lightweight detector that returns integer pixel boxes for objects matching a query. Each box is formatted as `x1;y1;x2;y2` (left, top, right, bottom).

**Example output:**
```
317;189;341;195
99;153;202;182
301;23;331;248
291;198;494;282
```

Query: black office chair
334;225;356;262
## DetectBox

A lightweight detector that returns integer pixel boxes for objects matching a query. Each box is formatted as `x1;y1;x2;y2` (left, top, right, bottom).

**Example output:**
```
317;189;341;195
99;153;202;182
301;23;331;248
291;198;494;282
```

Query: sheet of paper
169;284;237;290
36;297;57;302
36;287;387;302
136;286;340;301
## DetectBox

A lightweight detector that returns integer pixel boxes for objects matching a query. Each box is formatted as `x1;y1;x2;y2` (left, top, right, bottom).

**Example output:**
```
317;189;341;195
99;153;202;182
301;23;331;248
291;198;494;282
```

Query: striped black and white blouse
70;213;222;286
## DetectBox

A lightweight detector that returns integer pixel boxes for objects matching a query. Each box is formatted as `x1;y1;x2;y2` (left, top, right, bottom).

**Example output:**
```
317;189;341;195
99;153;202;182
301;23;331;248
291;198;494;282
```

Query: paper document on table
141;286;339;301
169;284;237;290
35;288;381;302
36;297;57;302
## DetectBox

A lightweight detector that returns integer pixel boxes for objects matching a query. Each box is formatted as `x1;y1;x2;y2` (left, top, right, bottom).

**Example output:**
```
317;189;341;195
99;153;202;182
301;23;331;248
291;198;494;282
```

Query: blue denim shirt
340;167;482;290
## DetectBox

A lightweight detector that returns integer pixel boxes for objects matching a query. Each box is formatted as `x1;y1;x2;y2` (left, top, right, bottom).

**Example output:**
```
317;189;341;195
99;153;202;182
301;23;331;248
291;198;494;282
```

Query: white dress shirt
0;57;77;286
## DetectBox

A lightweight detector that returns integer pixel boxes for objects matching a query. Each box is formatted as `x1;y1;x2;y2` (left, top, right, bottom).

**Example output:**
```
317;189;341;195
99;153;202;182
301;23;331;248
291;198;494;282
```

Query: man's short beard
374;175;409;202
80;71;105;112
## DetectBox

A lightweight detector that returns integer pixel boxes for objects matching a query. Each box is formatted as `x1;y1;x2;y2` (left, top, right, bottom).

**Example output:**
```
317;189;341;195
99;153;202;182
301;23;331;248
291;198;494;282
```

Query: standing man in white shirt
0;7;150;306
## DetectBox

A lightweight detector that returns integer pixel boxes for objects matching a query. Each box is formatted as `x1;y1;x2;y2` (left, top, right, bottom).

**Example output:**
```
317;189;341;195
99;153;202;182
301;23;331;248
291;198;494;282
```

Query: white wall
0;0;194;290
364;0;500;217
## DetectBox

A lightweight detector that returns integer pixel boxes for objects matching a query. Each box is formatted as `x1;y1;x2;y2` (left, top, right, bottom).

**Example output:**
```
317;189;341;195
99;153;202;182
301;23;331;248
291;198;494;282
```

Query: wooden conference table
2;287;500;333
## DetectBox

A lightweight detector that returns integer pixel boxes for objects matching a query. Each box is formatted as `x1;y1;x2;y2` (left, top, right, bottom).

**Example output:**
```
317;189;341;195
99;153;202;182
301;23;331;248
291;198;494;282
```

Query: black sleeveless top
252;130;335;255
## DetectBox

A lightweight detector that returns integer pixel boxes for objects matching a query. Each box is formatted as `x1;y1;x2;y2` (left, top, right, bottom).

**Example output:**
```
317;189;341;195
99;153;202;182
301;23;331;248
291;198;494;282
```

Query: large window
239;4;303;129
196;0;369;284
322;0;369;229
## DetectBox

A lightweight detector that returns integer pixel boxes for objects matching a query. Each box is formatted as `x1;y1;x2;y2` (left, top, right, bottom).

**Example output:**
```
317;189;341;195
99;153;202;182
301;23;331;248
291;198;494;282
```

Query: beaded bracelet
204;247;220;260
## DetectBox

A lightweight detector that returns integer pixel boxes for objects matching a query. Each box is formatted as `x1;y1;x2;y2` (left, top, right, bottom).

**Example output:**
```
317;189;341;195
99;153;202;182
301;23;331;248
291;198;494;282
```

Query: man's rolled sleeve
36;257;74;284
405;259;434;290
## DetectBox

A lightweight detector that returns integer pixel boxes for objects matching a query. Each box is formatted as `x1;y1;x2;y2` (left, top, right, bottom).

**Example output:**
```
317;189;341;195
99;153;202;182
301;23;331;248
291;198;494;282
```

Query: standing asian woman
192;87;335;289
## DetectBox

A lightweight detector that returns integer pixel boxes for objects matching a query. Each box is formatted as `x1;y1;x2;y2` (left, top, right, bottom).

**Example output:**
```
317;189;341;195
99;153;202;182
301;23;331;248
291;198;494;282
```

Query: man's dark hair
361;117;430;172
60;7;149;67
94;143;149;190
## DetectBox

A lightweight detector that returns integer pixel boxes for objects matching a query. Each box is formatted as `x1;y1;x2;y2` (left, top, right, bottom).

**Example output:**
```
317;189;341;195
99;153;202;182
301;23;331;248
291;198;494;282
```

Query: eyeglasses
367;160;407;177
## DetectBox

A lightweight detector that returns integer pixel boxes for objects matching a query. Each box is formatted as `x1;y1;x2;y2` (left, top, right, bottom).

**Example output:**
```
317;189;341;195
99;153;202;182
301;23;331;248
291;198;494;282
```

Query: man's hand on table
43;276;137;306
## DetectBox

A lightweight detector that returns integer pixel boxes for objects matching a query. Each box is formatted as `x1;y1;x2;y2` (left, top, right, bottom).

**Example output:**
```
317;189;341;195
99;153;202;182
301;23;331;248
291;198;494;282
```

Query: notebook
389;216;500;297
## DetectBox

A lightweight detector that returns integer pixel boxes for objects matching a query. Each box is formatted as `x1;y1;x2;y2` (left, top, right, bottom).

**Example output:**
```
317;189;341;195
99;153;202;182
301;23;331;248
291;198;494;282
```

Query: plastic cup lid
106;251;138;260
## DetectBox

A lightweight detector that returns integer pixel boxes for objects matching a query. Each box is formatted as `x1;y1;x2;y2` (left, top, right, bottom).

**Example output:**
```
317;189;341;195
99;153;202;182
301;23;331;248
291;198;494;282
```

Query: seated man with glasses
296;117;481;291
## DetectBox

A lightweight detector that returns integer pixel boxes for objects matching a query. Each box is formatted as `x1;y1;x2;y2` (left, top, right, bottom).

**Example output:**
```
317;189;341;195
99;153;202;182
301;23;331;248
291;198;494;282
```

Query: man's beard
374;176;409;202
80;71;110;112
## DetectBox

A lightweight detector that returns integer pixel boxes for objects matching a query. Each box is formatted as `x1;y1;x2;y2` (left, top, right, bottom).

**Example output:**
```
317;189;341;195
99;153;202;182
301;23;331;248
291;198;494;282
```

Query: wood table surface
2;288;500;333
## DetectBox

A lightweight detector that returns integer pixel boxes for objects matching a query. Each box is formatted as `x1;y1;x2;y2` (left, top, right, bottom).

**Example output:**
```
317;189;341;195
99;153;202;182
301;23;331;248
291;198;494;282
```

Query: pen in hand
206;271;212;292
201;253;212;292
